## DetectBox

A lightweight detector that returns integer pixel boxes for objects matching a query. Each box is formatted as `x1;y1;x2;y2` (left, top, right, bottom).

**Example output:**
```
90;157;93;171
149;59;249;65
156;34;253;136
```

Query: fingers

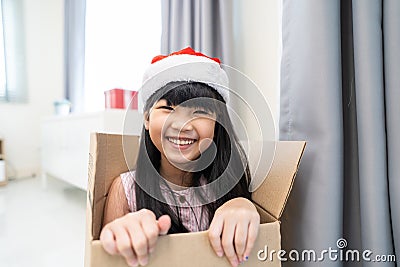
100;223;138;266
100;209;167;267
140;211;159;255
243;217;260;262
209;198;260;266
208;215;224;257
221;222;240;267
234;221;248;262
127;220;150;266
112;223;138;267
99;227;118;255
157;215;171;235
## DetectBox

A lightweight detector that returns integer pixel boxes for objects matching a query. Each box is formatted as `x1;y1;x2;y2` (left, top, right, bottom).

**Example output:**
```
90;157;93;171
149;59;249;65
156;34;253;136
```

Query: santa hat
140;47;229;108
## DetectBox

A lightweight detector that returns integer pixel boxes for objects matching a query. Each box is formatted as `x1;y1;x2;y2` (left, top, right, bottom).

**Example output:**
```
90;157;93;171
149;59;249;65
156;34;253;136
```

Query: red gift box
105;88;138;110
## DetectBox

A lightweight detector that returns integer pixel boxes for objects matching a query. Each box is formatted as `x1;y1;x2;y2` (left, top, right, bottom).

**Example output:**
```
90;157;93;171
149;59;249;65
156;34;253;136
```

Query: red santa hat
140;47;229;107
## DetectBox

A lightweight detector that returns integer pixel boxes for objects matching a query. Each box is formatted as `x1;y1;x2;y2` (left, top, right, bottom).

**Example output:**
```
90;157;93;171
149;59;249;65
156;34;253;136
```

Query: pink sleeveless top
120;171;211;232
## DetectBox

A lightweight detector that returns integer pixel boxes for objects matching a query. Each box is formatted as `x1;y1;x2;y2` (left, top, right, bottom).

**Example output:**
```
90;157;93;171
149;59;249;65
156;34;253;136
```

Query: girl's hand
208;197;260;267
100;209;171;267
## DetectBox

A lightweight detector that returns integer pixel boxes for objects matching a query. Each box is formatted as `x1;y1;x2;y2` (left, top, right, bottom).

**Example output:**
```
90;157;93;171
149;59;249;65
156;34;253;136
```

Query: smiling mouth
167;137;197;145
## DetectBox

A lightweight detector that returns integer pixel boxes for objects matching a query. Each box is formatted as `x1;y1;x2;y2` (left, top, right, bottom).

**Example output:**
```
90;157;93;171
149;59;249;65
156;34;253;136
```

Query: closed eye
157;106;174;111
193;109;210;115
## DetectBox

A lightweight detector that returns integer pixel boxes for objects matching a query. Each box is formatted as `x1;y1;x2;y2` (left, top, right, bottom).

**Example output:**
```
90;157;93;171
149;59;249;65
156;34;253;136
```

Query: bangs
148;81;224;113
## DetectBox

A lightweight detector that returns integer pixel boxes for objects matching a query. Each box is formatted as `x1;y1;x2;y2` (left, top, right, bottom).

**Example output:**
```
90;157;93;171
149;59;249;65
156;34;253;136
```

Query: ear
144;111;149;130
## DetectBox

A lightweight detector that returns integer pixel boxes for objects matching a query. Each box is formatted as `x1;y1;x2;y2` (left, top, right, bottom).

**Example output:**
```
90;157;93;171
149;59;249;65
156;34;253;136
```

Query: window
0;0;28;102
84;0;161;112
0;0;27;103
0;1;6;100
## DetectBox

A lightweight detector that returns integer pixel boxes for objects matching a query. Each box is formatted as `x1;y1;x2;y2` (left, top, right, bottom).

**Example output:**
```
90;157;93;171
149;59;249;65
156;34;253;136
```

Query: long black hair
134;81;251;233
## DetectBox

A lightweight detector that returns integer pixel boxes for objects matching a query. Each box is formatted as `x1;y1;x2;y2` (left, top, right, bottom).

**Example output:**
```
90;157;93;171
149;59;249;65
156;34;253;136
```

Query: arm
100;176;171;267
208;197;260;267
102;176;130;226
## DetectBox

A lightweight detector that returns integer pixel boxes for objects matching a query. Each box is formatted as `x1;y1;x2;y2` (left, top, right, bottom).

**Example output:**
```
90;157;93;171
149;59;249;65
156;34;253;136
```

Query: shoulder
109;175;126;196
119;170;138;213
120;170;136;187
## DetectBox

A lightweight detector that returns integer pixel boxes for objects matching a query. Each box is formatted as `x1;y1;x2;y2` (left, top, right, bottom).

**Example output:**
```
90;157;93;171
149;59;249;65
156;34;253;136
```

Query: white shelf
41;109;143;190
0;138;6;186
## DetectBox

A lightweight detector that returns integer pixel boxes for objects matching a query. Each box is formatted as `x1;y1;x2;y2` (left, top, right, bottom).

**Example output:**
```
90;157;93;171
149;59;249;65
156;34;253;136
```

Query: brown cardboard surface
251;141;306;220
254;202;277;224
89;133;139;239
85;133;139;267
90;222;281;267
85;133;305;267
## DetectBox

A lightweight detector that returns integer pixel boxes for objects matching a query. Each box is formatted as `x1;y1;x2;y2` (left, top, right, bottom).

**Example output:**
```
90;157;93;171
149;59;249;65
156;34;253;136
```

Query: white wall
0;0;64;178
232;0;281;139
0;0;281;178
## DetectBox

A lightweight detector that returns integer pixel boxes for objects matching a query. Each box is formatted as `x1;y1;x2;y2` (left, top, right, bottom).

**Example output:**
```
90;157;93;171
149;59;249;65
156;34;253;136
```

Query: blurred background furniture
0;137;6;186
40;110;143;190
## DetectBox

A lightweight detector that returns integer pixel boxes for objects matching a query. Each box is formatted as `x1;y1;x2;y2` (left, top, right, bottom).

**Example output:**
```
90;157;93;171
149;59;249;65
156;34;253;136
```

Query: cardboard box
85;133;305;267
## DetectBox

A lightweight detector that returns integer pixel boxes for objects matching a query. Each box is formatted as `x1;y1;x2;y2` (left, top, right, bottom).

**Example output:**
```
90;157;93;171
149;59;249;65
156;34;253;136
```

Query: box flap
90;222;281;267
88;133;139;240
251;141;306;220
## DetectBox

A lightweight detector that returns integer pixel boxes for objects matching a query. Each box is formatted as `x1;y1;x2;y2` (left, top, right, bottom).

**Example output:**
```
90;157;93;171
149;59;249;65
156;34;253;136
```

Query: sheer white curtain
0;0;27;102
0;0;6;99
84;0;161;112
65;0;86;112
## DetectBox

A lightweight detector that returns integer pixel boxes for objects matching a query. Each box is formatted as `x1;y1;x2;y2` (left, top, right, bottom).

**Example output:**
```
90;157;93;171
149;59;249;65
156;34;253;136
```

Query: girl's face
145;99;216;166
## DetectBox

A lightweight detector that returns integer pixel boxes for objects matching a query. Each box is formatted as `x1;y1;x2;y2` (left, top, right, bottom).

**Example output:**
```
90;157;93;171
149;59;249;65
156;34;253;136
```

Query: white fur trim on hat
139;54;229;109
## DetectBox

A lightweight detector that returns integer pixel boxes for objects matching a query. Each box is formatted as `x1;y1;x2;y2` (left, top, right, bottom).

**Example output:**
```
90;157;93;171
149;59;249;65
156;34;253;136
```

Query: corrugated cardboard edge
90;222;281;267
93;133;107;239
252;141;306;220
85;132;98;267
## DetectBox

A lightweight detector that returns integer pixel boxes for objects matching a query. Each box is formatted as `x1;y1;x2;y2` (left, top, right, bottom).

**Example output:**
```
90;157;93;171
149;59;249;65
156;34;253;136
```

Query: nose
170;114;194;132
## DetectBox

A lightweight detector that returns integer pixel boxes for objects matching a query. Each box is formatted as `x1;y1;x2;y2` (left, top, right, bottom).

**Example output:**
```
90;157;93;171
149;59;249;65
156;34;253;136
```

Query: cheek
148;114;167;150
197;120;216;152
203;120;216;138
148;127;162;149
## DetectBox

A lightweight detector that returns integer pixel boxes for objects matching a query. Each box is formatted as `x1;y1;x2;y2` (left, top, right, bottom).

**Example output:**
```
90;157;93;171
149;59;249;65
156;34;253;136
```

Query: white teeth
168;137;195;145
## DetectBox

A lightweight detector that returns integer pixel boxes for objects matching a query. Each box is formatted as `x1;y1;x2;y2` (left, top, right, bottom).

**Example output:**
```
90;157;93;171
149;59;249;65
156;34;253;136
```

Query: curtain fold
384;0;400;261
280;0;398;266
341;0;362;260
352;0;393;258
280;1;343;266
64;0;86;113
161;0;232;65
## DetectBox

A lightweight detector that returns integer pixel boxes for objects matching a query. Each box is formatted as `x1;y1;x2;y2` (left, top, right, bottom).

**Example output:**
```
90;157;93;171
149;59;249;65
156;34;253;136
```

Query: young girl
100;47;260;267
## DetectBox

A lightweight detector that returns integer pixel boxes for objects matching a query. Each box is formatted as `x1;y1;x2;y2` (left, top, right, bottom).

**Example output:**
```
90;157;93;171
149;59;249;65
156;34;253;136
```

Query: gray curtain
64;0;86;113
280;0;399;266
161;0;232;65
